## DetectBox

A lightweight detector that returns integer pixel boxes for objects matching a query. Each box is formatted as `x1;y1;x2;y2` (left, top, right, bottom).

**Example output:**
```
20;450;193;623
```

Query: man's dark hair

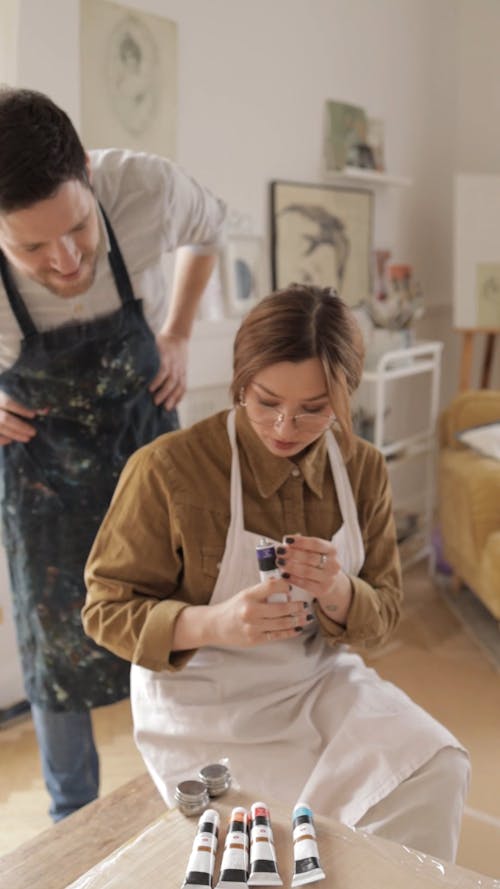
0;87;89;213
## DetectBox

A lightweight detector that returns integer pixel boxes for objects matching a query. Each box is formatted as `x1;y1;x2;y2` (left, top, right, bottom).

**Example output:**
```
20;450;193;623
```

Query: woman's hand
275;534;353;626
172;578;313;651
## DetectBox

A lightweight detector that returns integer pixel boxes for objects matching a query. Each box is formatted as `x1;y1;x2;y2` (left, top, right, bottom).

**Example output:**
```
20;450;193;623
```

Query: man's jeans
31;704;99;821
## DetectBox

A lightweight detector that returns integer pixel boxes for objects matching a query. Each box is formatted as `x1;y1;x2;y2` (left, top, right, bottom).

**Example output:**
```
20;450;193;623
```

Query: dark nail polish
312;598;318;604
276;546;286;555
285;536;295;544
276;558;285;566
281;572;290;579
306;613;314;621
303;602;309;609
294;626;303;633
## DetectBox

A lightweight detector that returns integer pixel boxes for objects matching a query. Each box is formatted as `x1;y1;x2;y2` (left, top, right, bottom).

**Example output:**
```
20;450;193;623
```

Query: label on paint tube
255;539;287;603
248;802;283;886
291;803;325;887
215;806;249;888
182;809;220;889
255;538;315;609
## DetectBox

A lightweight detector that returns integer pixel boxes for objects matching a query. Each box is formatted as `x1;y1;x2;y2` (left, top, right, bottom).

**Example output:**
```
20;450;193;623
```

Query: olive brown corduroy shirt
83;409;402;671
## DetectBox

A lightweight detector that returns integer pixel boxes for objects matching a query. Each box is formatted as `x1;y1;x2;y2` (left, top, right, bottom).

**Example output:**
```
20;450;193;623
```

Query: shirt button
291;468;301;477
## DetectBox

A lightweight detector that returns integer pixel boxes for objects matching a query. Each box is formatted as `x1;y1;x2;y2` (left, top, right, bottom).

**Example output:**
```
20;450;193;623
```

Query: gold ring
317;554;327;569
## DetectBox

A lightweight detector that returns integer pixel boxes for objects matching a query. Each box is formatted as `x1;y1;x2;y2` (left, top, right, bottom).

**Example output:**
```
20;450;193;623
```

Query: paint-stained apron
0;207;177;711
132;410;463;826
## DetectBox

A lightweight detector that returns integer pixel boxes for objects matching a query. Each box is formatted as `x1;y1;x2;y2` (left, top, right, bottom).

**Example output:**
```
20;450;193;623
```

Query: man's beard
35;251;98;298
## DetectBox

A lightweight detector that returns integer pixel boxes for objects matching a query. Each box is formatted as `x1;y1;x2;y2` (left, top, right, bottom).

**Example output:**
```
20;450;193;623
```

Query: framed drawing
324;100;368;171
223;235;266;317
271;180;373;307
454;174;500;327
80;0;177;157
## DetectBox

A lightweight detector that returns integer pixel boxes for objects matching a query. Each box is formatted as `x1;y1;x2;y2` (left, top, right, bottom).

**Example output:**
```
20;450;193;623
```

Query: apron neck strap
0;249;38;337
99;203;136;306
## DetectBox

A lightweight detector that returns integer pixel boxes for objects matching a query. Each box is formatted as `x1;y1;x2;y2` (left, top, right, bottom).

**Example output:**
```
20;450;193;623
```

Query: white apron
131;411;462;826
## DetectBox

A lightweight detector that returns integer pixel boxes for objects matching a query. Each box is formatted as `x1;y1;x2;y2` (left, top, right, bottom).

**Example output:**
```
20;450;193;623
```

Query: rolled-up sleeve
163;160;227;252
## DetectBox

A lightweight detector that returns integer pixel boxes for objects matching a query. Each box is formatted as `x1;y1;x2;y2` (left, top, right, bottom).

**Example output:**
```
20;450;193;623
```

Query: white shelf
322;167;412;189
360;341;443;571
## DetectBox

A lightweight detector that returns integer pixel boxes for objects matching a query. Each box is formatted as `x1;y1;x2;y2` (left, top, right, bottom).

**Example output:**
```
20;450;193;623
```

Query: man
0;86;226;821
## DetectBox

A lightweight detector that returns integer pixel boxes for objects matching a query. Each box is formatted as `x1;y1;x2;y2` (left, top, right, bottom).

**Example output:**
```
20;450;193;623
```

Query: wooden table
0;773;165;889
1;774;497;889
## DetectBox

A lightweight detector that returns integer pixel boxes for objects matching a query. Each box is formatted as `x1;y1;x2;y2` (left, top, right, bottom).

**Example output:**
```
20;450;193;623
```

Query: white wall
14;0;457;305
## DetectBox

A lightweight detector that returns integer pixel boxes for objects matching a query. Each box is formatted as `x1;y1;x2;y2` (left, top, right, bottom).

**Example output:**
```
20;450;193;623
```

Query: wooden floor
0;563;499;878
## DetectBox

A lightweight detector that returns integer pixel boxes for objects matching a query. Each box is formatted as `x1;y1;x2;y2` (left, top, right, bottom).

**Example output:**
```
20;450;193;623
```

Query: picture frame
222;235;266;317
324;100;369;171
454;173;500;327
271;180;373;307
80;0;177;157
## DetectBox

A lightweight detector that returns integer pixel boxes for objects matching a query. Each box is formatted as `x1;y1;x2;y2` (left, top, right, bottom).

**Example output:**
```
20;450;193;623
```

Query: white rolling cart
360;341;443;570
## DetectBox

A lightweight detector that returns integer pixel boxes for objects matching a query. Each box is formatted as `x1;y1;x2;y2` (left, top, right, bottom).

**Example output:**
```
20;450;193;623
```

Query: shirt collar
235;407;328;499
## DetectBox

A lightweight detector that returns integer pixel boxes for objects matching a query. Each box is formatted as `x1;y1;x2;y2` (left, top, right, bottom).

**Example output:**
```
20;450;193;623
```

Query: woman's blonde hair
231;285;365;456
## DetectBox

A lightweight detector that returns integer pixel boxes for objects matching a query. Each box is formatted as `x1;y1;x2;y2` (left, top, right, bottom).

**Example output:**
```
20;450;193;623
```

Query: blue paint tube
256;539;287;602
215;806;249;888
248;801;283;886
291;803;325;887
182;808;220;889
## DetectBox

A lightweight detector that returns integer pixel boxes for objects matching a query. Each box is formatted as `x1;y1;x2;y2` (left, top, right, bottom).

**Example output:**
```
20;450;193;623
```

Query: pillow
456;422;500;460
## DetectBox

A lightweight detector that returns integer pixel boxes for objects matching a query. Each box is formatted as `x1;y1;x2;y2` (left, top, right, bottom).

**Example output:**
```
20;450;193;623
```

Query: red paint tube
248;802;283;886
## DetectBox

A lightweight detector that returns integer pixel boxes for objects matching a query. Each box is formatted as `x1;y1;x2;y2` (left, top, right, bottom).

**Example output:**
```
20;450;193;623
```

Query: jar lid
199;763;232;797
174;779;210;815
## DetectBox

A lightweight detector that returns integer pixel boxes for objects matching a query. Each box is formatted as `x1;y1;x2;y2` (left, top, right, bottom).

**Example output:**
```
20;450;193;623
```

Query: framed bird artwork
270;180;373;307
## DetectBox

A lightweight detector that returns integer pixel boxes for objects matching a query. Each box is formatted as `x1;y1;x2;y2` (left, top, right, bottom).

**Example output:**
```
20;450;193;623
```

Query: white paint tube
256;538;288;602
182;808;220;889
248;802;283;886
215;806;249;888
291;803;325;887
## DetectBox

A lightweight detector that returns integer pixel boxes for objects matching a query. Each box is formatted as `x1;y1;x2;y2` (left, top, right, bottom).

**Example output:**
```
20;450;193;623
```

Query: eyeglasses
240;388;334;433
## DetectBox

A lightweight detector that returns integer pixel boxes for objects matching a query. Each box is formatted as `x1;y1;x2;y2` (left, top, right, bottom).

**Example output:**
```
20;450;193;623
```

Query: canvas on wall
80;0;177;157
454;173;500;328
271;181;373;307
223;235;266;317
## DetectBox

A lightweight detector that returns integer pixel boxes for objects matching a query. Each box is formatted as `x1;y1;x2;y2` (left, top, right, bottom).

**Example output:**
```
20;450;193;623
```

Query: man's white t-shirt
0;148;227;371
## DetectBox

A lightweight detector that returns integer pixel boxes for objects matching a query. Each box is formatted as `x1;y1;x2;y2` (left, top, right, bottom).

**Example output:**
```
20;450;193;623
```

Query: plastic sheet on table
66;791;500;889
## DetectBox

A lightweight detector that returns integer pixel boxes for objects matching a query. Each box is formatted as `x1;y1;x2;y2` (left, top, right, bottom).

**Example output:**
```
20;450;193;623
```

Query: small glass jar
174;779;210;816
198;763;232;797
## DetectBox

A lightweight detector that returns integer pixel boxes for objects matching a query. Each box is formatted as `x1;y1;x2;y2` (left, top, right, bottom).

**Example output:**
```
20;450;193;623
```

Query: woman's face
242;358;334;458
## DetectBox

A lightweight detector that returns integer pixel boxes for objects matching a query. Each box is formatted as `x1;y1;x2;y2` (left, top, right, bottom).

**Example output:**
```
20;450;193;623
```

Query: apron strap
99;204;136;306
325;430;365;574
0;250;38;337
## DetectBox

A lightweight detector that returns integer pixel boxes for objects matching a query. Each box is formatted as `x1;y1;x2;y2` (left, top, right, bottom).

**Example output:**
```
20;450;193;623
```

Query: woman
83;285;469;861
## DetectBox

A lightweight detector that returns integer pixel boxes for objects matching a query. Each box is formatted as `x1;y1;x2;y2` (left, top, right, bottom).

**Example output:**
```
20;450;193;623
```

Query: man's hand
0;391;40;446
148;333;189;410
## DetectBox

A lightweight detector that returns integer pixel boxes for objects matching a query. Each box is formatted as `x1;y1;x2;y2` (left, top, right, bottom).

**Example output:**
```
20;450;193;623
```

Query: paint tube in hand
182;808;220;889
256;539;287;602
248;801;283;886
215;806;249;888
291;802;325;886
